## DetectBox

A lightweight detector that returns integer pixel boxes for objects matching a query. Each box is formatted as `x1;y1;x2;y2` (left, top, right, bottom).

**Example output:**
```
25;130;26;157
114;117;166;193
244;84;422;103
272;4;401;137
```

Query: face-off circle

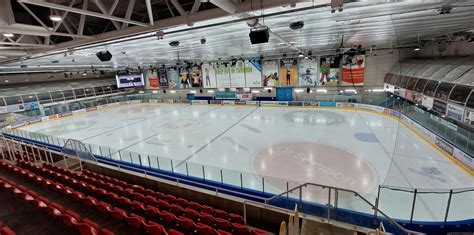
252;141;377;199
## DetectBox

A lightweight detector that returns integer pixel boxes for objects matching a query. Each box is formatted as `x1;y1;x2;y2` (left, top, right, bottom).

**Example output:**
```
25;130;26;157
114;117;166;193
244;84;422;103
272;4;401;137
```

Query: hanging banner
245;60;262;87
215;63;231;88
158;67;169;88
319;56;341;86
262;61;279;87
280;59;298;86
229;61;246;87
342;54;365;86
179;67;190;88
189;64;202;88
167;68;179;89
298;59;318;86
145;68;159;89
202;63;217;88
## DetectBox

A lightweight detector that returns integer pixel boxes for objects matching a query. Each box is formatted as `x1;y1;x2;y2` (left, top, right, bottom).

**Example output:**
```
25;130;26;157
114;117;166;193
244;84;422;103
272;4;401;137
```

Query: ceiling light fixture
414;46;421;51
298;52;304;58
3;33;14;37
49;15;62;21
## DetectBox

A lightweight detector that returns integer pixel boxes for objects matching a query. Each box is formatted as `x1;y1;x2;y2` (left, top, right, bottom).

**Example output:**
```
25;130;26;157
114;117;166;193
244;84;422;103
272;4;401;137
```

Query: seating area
0;156;272;235
0;219;15;235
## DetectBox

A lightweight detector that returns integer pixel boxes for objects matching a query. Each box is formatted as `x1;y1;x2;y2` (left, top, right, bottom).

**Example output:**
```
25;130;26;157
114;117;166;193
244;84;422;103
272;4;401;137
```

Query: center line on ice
175;106;260;169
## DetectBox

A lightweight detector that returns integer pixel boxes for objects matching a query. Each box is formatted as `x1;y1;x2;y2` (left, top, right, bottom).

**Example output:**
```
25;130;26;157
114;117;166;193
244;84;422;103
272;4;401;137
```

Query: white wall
363;48;415;87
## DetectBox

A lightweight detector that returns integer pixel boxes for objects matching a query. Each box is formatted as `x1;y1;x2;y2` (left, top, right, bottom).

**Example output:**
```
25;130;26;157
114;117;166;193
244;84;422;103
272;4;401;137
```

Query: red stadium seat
214;217;231;231
198;213;215;226
229;213;244;224
176;216;194;231
232;223;250;235
194;222;215;235
167;229;184;235
125;213;145;229
109;208;127;221
184;208;199;220
251;228;270;235
143;221;166;235
169;204;184;215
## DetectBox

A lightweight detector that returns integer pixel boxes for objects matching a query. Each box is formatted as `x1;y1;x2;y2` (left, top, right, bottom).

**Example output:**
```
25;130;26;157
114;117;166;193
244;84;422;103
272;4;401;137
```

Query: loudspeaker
96;51;112;62
199;89;203;93
307;87;310;93
249;27;269;44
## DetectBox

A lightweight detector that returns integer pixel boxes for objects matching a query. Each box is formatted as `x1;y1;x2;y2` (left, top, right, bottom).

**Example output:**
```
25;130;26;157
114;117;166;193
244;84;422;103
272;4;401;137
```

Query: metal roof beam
93;0;121;29
18;0;147;27
122;0;136;29
145;0;154;26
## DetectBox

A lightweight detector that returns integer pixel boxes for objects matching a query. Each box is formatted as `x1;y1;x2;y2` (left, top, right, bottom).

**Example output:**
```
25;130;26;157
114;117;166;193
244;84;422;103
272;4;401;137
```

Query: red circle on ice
252;141;377;193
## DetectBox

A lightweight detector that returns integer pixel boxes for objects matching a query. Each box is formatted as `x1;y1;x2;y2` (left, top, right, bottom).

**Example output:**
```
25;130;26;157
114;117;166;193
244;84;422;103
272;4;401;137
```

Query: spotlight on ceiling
3;33;14;37
414;45;421;51
298;52;304;58
49;15;62;21
289;21;304;30
169;41;180;47
201;38;206;44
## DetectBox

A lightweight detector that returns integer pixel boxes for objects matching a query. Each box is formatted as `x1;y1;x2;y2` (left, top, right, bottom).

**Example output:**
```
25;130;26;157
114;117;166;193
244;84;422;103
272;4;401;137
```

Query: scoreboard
116;71;144;88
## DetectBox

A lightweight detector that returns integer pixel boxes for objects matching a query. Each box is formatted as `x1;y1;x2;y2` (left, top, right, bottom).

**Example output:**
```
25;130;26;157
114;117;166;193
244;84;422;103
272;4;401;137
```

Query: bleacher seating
0;164;113;235
0;219;15;235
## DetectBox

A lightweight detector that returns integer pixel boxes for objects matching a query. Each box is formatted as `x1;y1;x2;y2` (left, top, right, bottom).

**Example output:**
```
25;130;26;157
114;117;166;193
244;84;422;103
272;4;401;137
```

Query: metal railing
0;136;416;234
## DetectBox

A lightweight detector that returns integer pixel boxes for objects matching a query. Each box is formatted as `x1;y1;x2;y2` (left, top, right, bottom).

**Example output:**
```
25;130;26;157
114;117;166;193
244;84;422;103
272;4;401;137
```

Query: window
434;82;454;101
37;92;52;104
103;86;111;93
4;96;22;105
94;86;104;95
110;84;118;92
449;85;472;104
21;94;38;103
466;92;474;109
423;80;440;97
414;79;428;93
406;78;419;90
84;87;95;97
74;88;85;98
62;90;75;100
399;76;410;88
50;91;64;102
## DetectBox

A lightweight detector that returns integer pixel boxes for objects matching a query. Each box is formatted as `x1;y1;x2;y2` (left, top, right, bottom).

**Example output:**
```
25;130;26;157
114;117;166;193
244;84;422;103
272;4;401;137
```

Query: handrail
263;182;422;235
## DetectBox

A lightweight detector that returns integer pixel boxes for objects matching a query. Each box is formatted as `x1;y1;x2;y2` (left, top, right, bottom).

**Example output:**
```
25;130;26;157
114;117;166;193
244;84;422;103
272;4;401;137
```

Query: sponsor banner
145;68;159;89
280;59;299;86
86;107;98;112
260;101;288;106
341;55;365;86
288;102;303;107
398;88;406;99
384;83;395;93
119;101;129;105
245;101;259;105
207;100;219;105
319;102;337;107
390;110;401;119
413;92;423;104
109;103;120;107
222;100;235;105
245;60;262;87
446;104;464;122
59;112;73;117
303;101;319;107
24;102;39;111
435;137;454;155
7;104;25;113
27;118;42;124
41;116;49;121
421;96;434;109
191;100;208;104
336;102;354;108
129;100;141;104
48;114;59;120
149;99;158;103
236;93;252;101
432;99;447;114
0;106;7;114
167;68;179;89
97;104;109;109
405;89;414;101
464;109;474;126
453;149;474;171
72;109;86;115
235;101;247;105
229;61;246;88
202;63;217;88
164;99;175;103
11;122;26;128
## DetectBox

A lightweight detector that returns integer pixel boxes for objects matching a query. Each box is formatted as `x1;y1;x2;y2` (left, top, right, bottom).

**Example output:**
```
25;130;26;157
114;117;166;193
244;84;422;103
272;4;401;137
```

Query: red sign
149;77;159;88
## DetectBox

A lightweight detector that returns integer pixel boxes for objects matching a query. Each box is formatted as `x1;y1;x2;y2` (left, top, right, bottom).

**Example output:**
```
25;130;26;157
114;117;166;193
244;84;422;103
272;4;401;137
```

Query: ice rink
19;103;474;221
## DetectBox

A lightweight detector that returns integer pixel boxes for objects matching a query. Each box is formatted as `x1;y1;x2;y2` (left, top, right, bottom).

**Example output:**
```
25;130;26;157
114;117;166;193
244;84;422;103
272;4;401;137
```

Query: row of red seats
0;166;111;235
41;162;269;235
16;160;184;235
0;219;15;235
80;169;246;223
1;150;37;162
